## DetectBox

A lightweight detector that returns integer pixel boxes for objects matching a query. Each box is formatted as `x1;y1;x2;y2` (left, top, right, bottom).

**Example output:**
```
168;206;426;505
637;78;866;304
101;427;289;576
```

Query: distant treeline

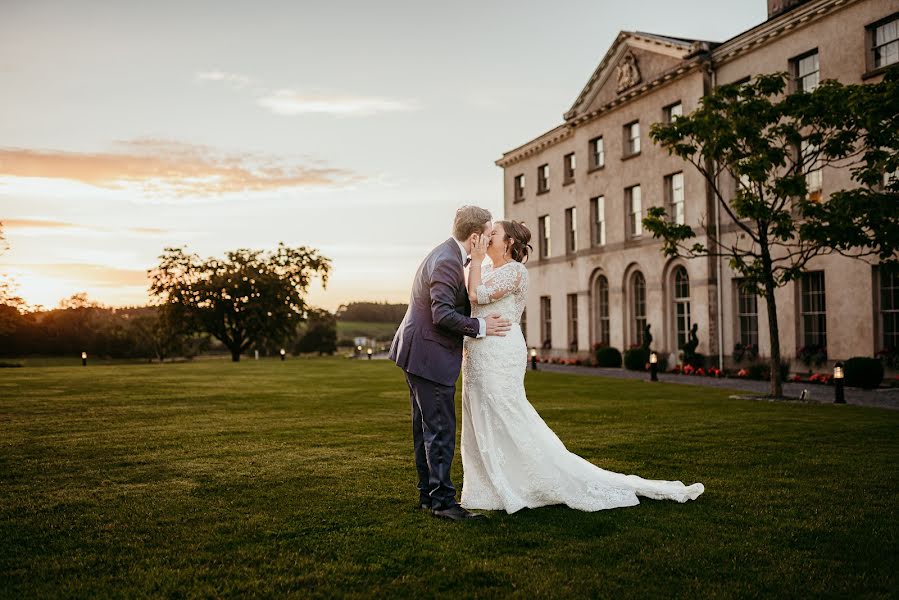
336;302;407;323
0;302;337;359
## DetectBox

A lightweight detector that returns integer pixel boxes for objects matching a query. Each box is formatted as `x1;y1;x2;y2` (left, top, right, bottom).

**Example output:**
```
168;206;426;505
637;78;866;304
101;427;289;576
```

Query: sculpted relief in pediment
616;50;642;93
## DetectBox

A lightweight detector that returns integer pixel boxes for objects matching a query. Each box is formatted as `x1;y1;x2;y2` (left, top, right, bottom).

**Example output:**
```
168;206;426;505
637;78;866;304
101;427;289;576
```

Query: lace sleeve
475;262;525;305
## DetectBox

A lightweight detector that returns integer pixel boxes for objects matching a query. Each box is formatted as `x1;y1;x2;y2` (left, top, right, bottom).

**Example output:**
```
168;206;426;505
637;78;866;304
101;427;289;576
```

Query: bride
459;220;704;513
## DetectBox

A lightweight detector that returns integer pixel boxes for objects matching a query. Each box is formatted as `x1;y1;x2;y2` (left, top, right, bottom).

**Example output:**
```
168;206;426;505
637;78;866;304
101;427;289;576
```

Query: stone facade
498;0;898;368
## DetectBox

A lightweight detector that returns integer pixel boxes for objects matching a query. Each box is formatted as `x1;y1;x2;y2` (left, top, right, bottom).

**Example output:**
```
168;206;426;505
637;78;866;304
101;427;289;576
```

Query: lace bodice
471;261;528;322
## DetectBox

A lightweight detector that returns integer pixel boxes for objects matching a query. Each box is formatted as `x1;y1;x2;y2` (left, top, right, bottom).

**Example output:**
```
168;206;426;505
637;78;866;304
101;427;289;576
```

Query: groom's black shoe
431;504;486;521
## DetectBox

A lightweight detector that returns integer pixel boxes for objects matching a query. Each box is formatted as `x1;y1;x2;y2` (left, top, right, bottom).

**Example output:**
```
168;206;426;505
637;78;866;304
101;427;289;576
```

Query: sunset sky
0;0;765;311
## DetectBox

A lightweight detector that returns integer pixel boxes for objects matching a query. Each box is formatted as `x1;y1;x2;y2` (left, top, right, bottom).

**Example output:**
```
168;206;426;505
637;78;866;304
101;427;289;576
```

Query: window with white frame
595;275;610;346
801;139;823;201
870;14;899;70
540;296;552;348
667;172;685;224
665;102;683;123
514;174;525;202
624;121;640;156
791;50;819;93
735;279;759;347
538;215;551;259
590;196;606;246
880;266;899;350
590;136;605;169
565;207;577;254
564;153;576;184
626;185;642;238
801;271;827;348
567;293;579;351
537;164;549;193
673;266;691;348
632;271;647;346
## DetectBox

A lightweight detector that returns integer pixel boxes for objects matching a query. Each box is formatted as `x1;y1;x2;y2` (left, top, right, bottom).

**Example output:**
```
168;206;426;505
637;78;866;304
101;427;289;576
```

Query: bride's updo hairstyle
498;220;532;264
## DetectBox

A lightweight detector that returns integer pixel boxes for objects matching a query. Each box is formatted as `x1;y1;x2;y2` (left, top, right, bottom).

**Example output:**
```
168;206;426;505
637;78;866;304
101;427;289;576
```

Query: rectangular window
735;279;759;347
664;101;683;123
881;266;899;350
567;293;579;351
626;185;642;238
514;174;525;203
538;215;551;259
624;121;640;156
801;139;823;202
589;136;605;169
791;49;819;93
590;196;606;246
540;296;552;348
666;172;685;225
596;277;610;346
537;164;549;193
565;207;577;254
801;271;827;348
563;153;576;184
870;14;899;70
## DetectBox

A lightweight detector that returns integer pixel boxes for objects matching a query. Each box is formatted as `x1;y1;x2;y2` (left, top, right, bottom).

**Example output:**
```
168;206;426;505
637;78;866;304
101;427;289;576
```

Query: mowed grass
1;359;897;598
336;320;399;341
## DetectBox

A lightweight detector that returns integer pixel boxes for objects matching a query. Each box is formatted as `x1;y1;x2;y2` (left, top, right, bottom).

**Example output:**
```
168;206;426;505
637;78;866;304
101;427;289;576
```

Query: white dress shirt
455;239;487;338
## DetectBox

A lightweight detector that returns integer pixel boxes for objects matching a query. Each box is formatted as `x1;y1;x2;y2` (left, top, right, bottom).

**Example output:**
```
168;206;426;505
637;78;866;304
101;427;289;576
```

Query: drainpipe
710;66;725;371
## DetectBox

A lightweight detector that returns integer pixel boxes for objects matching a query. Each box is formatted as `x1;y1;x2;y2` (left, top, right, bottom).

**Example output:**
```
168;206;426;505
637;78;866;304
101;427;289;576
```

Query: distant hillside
336;302;407;323
336;321;399;343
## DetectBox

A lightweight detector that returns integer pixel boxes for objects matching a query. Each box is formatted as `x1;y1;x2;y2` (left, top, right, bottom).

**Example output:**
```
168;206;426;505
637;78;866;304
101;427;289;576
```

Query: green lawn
1;359;897;598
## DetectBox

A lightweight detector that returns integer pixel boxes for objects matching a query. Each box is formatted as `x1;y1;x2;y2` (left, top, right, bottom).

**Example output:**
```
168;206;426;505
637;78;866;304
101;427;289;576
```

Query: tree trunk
231;349;241;362
760;240;783;398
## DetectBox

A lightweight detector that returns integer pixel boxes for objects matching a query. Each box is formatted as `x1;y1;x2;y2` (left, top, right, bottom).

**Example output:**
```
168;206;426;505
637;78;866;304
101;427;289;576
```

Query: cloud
257;90;420;116
0;140;363;197
2;218;170;237
196;70;252;88
12;263;150;287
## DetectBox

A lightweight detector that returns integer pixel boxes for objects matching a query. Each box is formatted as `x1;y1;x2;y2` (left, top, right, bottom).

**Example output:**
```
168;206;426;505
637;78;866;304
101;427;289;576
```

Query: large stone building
498;0;898;368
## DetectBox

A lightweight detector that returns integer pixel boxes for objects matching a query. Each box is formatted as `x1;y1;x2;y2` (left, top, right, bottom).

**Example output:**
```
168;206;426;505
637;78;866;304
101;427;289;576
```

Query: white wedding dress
460;260;704;513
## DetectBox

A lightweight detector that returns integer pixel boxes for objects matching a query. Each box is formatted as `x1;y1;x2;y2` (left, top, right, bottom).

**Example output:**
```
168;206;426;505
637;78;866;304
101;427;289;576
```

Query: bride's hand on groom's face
470;233;488;264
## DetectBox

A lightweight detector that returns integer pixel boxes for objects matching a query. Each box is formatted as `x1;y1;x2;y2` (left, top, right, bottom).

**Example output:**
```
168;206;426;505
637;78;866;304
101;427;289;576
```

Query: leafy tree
293;308;338;355
0;222;26;335
646;68;899;398
336;301;408;323
130;305;198;362
149;243;330;362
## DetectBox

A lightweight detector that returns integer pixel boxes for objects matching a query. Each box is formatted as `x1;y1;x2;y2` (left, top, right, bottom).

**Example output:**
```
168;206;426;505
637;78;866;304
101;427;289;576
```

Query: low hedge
595;346;623;368
624;347;650;371
843;357;884;389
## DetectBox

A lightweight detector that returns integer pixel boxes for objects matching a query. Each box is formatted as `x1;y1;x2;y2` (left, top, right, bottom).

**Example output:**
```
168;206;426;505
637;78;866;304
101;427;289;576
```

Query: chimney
767;0;813;19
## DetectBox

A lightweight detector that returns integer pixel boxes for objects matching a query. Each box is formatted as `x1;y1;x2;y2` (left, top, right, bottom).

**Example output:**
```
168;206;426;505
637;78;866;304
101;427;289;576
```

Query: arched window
632;271;646;346
673;266;691;348
595;275;610;346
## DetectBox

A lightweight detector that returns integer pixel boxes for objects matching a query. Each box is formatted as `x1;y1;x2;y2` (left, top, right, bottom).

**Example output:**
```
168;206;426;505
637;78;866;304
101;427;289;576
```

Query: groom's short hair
453;206;492;241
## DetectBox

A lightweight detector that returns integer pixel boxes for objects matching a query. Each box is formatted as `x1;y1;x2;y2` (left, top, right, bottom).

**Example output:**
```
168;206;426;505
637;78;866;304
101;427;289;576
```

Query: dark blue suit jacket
389;238;481;386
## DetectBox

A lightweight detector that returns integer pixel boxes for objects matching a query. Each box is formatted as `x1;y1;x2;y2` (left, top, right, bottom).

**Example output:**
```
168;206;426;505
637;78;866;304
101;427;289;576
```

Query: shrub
624;347;650;371
654;354;669;373
684;352;706;369
843;357;884;389
747;360;790;381
595;346;623;368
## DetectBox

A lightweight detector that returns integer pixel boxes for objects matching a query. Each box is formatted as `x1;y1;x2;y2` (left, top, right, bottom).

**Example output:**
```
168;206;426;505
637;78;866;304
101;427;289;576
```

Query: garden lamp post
280;348;286;361
367;348;373;360
530;347;538;371
356;345;362;357
81;351;87;367
649;352;658;382
833;362;845;404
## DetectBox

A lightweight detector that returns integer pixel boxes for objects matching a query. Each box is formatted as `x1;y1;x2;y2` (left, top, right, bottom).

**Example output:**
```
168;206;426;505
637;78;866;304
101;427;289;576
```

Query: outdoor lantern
81;351;87;367
833;361;845;404
367;348;373;360
649;352;658;382
280;348;286;361
530;347;538;371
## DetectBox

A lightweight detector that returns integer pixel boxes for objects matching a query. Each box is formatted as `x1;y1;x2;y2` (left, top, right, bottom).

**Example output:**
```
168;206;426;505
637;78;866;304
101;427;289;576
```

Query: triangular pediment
564;31;705;121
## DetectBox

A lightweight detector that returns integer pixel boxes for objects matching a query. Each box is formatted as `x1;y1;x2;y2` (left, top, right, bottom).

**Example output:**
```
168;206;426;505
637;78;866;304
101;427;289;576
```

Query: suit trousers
404;370;457;509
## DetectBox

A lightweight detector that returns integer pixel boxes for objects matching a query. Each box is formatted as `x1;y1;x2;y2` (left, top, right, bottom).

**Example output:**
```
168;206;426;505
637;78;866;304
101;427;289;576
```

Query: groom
389;206;511;521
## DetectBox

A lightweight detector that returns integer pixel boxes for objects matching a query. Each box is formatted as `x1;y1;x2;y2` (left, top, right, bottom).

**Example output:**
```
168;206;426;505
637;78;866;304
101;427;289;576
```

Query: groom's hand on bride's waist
485;314;512;336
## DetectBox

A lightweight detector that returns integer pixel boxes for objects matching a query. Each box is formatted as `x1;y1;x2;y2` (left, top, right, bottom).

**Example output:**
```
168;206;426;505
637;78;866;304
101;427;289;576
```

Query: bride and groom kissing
389;206;704;521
